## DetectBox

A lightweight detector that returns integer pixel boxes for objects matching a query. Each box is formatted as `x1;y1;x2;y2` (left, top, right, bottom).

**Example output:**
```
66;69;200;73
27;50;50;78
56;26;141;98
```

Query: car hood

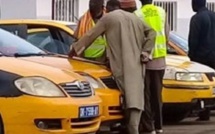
20;55;214;77
0;57;83;84
20;56;112;78
166;55;215;73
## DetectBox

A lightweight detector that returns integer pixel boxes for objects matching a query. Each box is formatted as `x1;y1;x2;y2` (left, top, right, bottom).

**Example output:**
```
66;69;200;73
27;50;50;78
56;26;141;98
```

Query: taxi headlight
15;77;66;97
176;72;203;82
163;66;186;80
78;73;105;89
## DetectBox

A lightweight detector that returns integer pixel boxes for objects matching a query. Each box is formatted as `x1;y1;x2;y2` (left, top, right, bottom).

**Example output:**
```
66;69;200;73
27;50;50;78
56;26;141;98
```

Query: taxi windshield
0;29;45;56
169;32;189;53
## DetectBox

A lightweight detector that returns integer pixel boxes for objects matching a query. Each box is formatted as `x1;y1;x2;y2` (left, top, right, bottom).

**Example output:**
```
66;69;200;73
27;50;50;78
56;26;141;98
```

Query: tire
198;108;210;121
163;111;190;123
163;107;191;123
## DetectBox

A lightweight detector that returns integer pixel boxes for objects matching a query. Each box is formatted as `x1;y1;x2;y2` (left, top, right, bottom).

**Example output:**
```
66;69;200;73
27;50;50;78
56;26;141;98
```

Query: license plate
79;106;99;118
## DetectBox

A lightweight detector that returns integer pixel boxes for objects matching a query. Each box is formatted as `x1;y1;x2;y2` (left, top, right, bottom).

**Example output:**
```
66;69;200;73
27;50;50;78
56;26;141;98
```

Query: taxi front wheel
163;110;190;123
197;108;210;121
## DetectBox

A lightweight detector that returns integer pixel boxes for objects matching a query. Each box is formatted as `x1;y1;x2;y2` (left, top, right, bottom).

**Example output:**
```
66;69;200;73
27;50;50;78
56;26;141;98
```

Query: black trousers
141;69;165;132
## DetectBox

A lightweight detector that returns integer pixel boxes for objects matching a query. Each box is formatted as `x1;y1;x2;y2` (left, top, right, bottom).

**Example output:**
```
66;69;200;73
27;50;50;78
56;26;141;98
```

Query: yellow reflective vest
84;21;106;58
135;4;167;58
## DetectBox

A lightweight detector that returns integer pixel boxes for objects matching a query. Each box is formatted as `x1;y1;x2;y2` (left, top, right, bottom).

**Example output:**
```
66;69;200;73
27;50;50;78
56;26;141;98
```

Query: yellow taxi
0;29;102;134
163;31;215;120
0;20;123;131
1;20;215;123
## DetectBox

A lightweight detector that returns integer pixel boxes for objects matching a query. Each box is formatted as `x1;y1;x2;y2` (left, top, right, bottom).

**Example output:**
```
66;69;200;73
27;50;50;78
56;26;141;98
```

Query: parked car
51;20;77;30
0;29;102;134
168;32;188;56
1;20;215;123
0;20;123;131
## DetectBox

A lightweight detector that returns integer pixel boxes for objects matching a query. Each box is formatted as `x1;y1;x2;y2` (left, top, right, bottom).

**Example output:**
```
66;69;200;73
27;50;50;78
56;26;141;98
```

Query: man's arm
69;19;106;57
188;16;200;60
142;22;156;53
140;22;156;62
165;14;170;44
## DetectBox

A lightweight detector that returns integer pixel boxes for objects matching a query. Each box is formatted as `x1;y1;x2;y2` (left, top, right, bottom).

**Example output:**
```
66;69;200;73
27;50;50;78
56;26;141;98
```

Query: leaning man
69;3;156;134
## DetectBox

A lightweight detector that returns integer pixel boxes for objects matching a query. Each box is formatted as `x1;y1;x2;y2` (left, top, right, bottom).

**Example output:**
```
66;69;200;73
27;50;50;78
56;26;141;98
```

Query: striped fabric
76;9;106;39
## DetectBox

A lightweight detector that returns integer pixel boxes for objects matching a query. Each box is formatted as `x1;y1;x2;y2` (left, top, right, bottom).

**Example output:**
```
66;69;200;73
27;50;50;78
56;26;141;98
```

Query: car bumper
162;84;215;103
1;95;102;134
96;89;123;123
162;83;215;116
164;98;215;111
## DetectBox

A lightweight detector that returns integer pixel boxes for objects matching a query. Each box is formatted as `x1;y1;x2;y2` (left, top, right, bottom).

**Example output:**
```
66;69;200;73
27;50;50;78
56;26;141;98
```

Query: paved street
101;112;215;134
163;112;215;134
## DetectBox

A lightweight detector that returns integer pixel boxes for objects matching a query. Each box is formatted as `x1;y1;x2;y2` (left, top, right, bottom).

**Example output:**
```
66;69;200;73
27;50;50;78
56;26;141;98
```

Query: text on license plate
79;106;99;118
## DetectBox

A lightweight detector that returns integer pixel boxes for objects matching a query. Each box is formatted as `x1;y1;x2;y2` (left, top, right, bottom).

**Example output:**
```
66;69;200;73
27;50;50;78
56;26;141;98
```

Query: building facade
0;0;52;19
0;0;215;38
52;0;215;38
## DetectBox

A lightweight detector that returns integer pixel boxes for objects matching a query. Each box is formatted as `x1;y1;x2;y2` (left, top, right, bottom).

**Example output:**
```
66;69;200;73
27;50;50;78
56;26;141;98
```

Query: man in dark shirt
188;0;215;121
189;0;215;66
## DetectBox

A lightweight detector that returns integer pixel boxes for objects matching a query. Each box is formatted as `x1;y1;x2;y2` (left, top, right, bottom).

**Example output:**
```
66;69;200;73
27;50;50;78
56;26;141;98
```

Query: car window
59;29;75;47
169;32;189;53
27;27;75;55
167;45;178;55
0;24;27;39
0;29;43;56
27;30;51;47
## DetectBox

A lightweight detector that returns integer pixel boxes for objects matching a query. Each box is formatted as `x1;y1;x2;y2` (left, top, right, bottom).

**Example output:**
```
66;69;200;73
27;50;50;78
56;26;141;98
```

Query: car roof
0;19;76;34
50;20;77;25
0;19;77;26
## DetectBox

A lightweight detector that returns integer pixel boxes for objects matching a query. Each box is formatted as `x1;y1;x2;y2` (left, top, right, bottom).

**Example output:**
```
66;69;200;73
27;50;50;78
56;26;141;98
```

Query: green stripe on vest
84;36;106;58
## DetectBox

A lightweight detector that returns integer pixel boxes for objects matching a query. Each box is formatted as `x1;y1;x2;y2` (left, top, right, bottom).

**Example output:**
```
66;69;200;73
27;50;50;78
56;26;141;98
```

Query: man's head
192;0;206;12
119;0;137;12
139;0;153;5
106;0;121;12
89;0;104;19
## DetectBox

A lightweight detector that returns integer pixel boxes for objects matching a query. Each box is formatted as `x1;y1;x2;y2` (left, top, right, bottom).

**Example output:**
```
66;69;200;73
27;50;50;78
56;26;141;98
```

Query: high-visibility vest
84;21;106;58
135;4;167;58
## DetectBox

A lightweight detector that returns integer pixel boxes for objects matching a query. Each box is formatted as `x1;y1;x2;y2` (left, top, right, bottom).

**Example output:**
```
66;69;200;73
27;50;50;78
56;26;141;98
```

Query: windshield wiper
14;52;52;57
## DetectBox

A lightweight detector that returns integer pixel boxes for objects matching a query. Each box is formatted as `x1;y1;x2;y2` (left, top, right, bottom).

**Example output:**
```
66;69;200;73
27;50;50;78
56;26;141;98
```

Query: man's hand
104;58;111;69
68;49;77;58
141;52;150;63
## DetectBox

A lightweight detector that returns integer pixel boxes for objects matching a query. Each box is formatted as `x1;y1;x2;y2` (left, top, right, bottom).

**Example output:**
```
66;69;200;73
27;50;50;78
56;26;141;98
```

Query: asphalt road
163;112;215;134
99;112;215;134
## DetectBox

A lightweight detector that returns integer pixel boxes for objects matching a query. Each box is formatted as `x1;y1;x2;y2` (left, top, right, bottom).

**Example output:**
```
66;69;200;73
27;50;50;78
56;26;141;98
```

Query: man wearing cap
119;0;137;12
69;0;156;134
